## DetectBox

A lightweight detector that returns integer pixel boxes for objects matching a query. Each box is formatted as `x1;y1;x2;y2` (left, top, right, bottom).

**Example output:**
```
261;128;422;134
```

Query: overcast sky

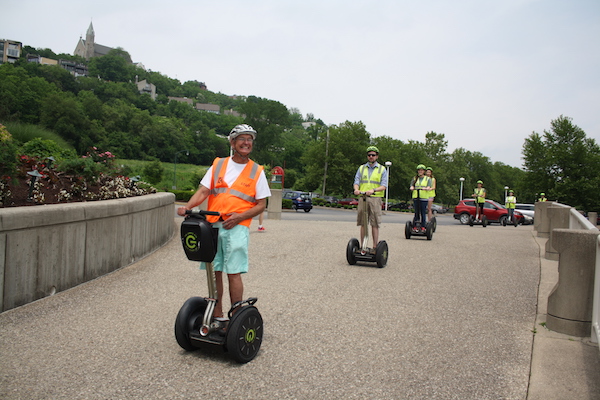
3;0;599;168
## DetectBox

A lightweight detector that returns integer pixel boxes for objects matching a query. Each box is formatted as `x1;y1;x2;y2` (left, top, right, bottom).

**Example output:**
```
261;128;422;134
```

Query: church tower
85;22;95;59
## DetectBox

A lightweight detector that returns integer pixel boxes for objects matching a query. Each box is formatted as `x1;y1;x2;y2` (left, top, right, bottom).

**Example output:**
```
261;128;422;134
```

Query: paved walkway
0;215;598;399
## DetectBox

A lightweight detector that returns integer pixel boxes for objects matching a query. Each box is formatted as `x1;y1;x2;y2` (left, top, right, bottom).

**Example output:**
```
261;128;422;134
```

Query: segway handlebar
184;209;221;217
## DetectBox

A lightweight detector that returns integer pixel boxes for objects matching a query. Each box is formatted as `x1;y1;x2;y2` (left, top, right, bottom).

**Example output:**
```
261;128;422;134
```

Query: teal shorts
200;222;249;274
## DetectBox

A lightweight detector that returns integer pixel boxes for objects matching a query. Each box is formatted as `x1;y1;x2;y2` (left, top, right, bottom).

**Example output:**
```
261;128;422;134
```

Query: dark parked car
338;198;359;206
283;191;313;212
453;199;524;225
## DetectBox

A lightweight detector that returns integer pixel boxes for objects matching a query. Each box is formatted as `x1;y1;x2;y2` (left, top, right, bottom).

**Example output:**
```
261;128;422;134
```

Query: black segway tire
426;222;433;240
431;216;437;232
482;215;488;227
502;217;507;226
405;221;412;239
513;216;518;227
346;238;359;265
226;306;263;363
175;297;207;351
469;215;474;227
375;241;388;268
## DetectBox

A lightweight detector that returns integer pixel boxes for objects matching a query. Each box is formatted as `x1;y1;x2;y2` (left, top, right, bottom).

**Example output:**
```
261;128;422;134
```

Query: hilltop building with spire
74;22;131;63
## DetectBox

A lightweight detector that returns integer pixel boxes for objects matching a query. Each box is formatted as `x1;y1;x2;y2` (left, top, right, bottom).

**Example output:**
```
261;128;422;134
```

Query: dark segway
346;193;388;268
404;219;434;240
175;210;263;363
468;206;488;228
501;211;518;227
405;196;434;240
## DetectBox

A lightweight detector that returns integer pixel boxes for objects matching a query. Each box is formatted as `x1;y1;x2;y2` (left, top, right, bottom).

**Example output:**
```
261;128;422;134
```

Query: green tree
87;49;134;82
40;92;91;152
0;64;57;123
238;96;290;165
142;159;164;185
301;121;370;196
424;131;448;163
0;123;18;177
522;115;600;210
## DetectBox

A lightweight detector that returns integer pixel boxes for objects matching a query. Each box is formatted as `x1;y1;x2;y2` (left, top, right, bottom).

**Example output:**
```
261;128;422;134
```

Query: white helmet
228;124;256;140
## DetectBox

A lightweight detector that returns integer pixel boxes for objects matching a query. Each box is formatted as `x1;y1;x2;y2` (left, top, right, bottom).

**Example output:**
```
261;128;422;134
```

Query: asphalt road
175;203;457;226
1;214;543;399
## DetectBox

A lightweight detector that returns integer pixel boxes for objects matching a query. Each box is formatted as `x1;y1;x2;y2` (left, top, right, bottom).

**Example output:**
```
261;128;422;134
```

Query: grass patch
116;159;208;192
3;122;74;150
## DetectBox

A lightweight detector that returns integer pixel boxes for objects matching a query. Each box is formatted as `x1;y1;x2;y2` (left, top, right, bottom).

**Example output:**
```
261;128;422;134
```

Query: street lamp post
385;161;392;211
459;177;465;200
504;186;509;203
173;150;189;190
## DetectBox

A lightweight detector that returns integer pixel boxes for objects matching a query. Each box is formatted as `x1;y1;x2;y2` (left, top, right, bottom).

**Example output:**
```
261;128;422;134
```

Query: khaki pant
357;197;382;227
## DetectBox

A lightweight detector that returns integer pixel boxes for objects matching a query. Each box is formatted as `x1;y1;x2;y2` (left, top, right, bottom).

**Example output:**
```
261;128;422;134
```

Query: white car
515;203;535;222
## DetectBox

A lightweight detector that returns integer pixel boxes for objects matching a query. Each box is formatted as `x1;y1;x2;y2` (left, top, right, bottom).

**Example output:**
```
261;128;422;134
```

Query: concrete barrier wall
539;201;600;338
544;206;571;260
547;229;599;336
534;201;554;238
594;236;600;344
0;192;175;312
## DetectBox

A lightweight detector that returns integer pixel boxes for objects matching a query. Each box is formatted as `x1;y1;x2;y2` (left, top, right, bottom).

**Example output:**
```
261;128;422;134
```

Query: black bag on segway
180;216;219;262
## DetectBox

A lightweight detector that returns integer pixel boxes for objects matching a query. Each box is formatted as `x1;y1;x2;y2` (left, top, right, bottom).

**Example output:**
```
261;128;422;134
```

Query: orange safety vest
206;157;263;227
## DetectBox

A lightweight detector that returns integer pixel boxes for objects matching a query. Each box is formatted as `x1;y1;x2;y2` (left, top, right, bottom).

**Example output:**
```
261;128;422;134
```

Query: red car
453;199;524;225
338;198;359;206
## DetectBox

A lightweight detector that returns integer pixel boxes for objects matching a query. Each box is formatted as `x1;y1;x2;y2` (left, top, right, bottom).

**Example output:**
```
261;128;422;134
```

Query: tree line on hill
1;46;598;211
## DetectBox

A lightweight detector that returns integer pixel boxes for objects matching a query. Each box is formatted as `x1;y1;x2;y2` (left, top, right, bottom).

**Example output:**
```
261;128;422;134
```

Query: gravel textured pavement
0;216;596;399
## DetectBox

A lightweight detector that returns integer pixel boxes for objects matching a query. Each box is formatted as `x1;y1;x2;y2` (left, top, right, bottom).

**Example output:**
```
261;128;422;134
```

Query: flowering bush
2;144;157;207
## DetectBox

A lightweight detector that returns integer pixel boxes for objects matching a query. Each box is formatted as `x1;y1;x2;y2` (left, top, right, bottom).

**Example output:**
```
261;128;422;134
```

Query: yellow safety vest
359;164;384;197
474;188;486;203
412;176;431;199
429;177;436;198
506;195;516;209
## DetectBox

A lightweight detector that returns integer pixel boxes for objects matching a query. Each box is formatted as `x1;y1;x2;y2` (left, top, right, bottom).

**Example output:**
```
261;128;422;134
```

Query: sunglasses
367;153;378;157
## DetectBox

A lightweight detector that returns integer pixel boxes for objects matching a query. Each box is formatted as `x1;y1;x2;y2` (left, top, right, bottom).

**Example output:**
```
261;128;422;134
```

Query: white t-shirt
200;159;271;200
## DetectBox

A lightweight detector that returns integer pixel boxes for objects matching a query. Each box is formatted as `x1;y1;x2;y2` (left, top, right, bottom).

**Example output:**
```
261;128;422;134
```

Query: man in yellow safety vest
353;146;388;248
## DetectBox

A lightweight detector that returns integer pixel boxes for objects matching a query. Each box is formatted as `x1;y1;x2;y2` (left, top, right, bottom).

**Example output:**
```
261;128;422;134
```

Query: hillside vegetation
1;46;599;210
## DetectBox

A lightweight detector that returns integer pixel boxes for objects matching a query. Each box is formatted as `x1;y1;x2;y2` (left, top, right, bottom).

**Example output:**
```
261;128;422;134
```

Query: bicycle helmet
366;146;379;154
416;164;426;170
228;124;256;140
540;192;545;196
426;167;433;172
477;180;483;184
